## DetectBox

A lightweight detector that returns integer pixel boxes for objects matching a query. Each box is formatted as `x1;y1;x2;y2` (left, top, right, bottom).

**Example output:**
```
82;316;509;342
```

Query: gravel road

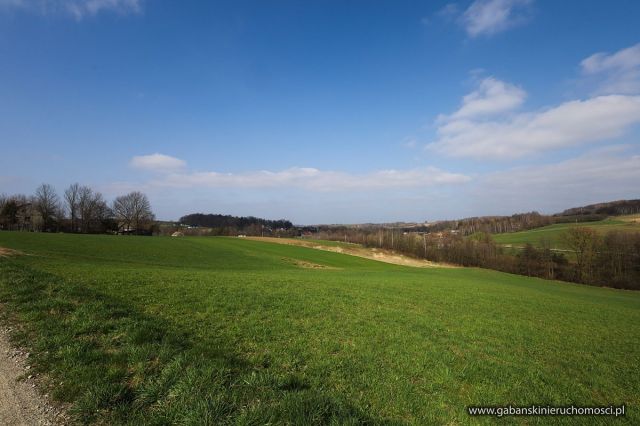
0;324;67;425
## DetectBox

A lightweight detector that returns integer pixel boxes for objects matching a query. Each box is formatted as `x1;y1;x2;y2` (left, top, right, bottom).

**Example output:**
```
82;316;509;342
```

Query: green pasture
0;232;638;424
492;217;640;249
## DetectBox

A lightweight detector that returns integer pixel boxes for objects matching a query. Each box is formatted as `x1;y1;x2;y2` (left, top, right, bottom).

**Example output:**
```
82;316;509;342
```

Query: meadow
0;232;638;424
492;216;640;249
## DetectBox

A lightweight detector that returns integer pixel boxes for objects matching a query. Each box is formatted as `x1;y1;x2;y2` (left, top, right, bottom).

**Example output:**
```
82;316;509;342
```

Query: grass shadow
0;260;398;425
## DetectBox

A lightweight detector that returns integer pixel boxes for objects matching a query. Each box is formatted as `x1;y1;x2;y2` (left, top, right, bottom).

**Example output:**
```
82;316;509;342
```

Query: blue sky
1;0;639;224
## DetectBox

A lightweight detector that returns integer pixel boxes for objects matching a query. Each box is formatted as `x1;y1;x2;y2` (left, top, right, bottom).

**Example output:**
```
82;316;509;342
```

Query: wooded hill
179;213;293;231
557;199;640;217
408;199;640;236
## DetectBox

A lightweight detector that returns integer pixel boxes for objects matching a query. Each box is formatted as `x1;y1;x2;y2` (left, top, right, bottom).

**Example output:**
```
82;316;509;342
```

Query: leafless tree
64;183;81;232
69;185;111;233
0;194;8;230
78;185;95;233
112;191;154;234
0;194;31;230
563;227;600;283
540;237;555;279
34;184;60;231
85;191;111;233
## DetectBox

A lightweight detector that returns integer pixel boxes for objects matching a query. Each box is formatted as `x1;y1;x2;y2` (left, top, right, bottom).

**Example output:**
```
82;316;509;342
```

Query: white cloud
127;155;471;191
441;77;526;121
0;0;24;8
67;0;141;19
474;147;640;213
430;76;640;159
157;166;471;191
462;0;532;37
437;3;460;20
130;153;186;172
402;137;417;149
0;0;142;19
581;42;640;95
581;43;640;74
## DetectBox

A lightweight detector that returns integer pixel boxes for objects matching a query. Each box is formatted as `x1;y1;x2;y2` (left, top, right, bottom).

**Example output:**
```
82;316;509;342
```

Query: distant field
282;238;358;248
0;232;639;424
248;237;445;268
493;217;640;249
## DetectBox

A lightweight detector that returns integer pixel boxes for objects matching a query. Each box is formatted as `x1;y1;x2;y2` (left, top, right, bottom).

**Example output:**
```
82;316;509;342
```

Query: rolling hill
492;216;640;249
0;232;638;424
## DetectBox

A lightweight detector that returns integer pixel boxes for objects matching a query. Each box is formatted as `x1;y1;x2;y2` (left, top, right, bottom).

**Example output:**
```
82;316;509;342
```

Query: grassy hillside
493;216;640;249
0;232;639;424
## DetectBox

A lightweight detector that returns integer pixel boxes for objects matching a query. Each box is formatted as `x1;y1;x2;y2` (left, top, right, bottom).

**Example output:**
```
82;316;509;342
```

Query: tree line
314;226;640;290
405;200;640;236
412;212;553;236
0;184;155;235
559;199;640;217
177;213;293;233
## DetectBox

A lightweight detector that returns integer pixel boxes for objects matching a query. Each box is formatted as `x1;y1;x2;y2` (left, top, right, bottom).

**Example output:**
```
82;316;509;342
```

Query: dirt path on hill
0;323;68;426
0;247;22;258
1;248;63;424
246;237;456;268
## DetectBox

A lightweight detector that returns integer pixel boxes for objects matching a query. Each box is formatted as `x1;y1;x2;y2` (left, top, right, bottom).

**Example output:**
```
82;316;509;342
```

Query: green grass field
0;232;639;424
492;217;640;249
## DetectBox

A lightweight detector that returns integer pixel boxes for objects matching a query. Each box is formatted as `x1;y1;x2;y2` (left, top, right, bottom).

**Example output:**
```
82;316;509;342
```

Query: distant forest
558;199;640;217
179;213;293;231
316;226;640;290
315;199;640;290
400;199;640;236
415;212;553;236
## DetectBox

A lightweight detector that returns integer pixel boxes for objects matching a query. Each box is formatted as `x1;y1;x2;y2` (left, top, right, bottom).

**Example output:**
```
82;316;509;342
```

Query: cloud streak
473;147;640;213
581;42;640;95
0;0;143;19
461;0;532;37
130;153;186;172
129;155;471;191
158;167;471;191
441;77;526;121
430;87;640;158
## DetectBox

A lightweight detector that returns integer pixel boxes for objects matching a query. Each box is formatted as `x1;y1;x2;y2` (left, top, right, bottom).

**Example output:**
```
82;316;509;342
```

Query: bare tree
112;191;154;234
0;194;8;230
78;185;94;233
65;185;112;233
64;183;81;232
0;195;32;231
86;191;110;233
91;192;113;232
34;184;60;231
563;227;600;283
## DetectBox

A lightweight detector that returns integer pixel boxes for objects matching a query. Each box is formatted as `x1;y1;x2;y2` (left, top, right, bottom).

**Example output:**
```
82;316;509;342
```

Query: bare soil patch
0;321;69;425
281;257;338;270
619;214;640;224
0;247;23;258
248;237;456;268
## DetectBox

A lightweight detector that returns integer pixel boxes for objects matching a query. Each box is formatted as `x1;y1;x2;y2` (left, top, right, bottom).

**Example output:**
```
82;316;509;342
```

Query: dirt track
1;248;62;424
0;247;22;258
0;323;68;426
246;237;456;268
